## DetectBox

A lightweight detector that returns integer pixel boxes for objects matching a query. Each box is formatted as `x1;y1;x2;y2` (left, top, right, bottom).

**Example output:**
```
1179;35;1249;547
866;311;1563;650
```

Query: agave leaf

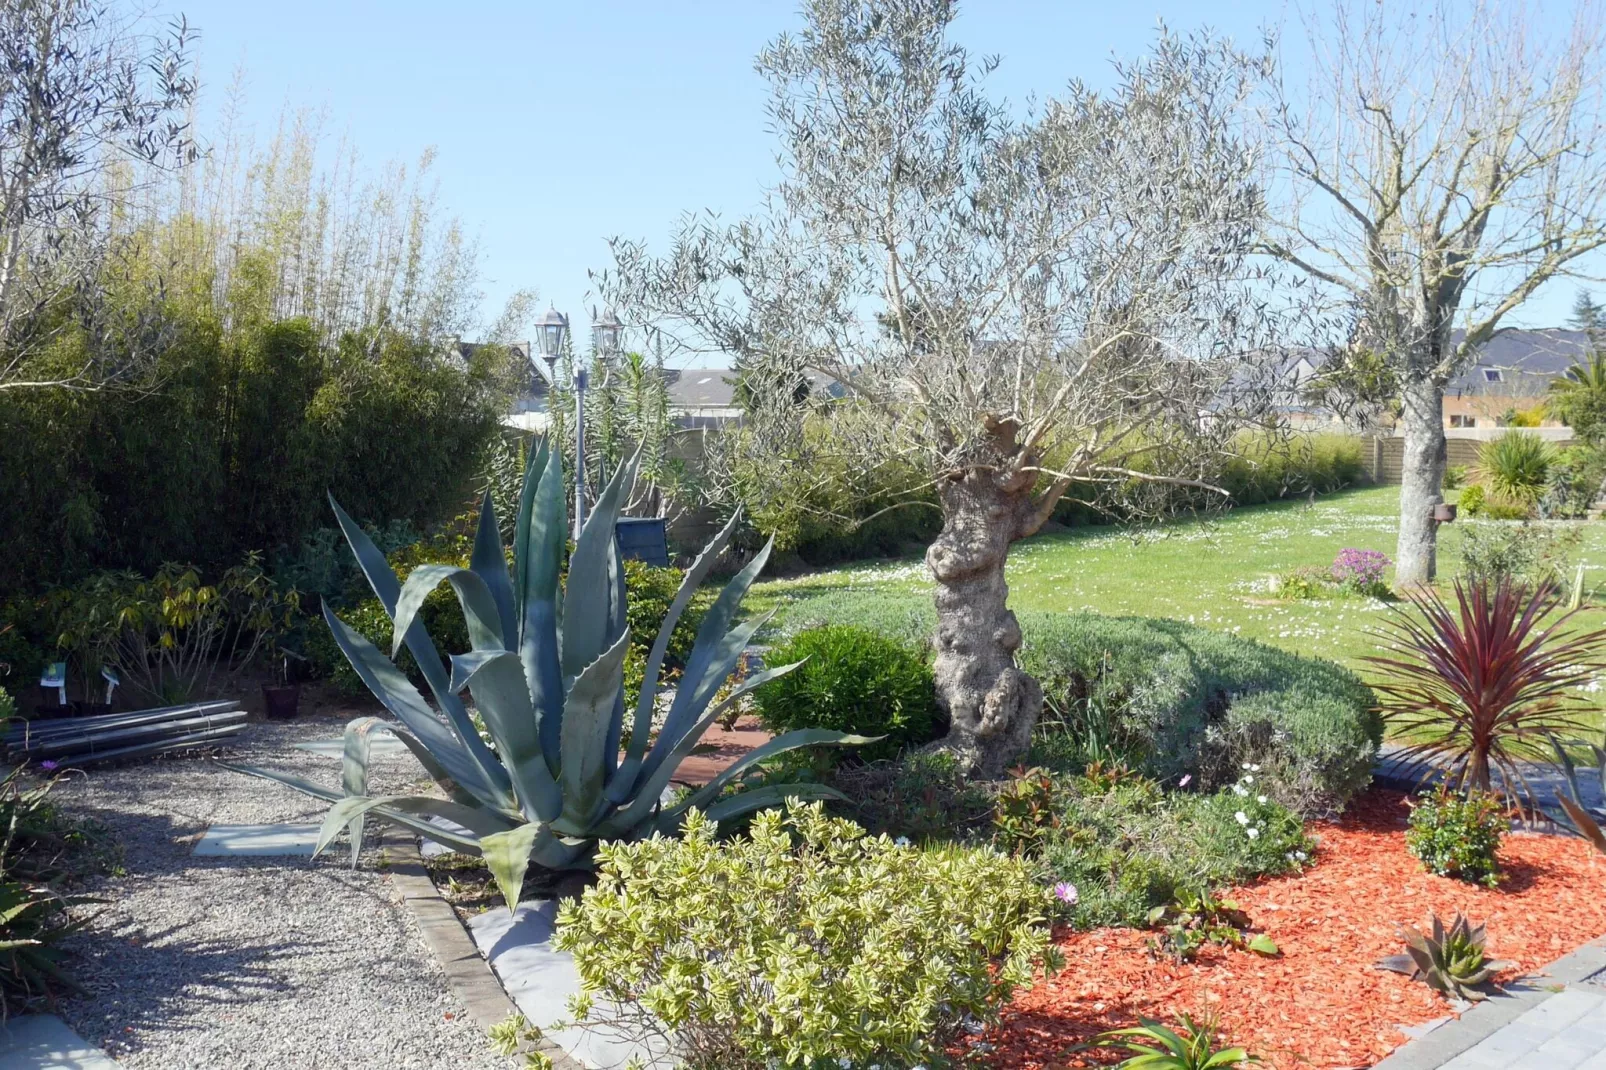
481;822;547;912
329;498;508;797
391;564;504;657
556;632;632;835
1547;732;1583;806
663;728;875;822
521;446;567;763
1559;794;1606;855
623;509;743;772
222;762;487;855
314;795;519;858
1377;953;1419;976
472;489;519;652
321;603;510;811
601;662;810;829
449;649;563;823
513;437;552;623
608;657;801;805
693;782;849;827
1202;1049;1254;1069
561;453;638;684
665;539;774;729
646;610;777;789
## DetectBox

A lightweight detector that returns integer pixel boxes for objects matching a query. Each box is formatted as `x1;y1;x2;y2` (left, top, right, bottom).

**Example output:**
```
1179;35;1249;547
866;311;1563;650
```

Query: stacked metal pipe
6;700;246;767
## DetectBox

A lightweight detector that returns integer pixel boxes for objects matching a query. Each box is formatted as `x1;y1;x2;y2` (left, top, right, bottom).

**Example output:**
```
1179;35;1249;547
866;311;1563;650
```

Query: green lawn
749;485;1606;671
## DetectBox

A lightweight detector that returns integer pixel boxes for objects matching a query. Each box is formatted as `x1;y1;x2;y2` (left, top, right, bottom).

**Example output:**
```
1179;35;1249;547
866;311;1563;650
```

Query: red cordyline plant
1365;577;1606;808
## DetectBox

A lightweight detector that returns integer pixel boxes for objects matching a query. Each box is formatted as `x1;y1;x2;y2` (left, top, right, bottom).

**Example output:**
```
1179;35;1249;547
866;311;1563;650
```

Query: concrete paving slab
0;1015;117;1070
294;736;410;758
192;822;321;856
466;902;675;1070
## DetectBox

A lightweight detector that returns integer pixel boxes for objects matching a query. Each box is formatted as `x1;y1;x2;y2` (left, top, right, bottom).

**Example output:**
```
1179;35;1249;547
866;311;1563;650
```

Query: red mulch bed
983;787;1606;1070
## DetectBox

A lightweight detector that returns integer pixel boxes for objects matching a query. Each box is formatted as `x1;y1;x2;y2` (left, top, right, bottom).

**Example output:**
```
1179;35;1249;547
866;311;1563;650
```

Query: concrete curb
381;832;586;1070
1372;936;1606;1070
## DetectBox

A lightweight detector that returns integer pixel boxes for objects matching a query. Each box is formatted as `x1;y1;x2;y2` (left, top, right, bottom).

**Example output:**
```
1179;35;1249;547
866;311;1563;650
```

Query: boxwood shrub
756;625;940;761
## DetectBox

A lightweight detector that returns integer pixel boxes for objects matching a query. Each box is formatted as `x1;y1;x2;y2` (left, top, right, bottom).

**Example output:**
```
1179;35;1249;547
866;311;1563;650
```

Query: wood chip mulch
980;787;1606;1070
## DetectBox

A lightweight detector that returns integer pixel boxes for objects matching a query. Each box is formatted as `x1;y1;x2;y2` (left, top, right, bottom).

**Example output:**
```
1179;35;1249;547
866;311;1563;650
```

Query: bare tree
1262;0;1606;585
0;0;197;392
602;0;1288;777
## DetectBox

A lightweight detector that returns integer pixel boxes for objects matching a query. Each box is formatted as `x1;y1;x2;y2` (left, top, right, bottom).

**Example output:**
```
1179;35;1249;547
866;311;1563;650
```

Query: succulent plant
1099;1014;1258;1070
1377;912;1515;1002
228;441;868;908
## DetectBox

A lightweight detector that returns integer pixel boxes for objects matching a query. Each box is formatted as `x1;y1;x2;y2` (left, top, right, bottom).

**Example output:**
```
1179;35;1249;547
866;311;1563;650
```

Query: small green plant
488;1013;552;1069
755;624;939;761
992;765;1069;856
1274;566;1332;600
1145;890;1276;962
1458;482;1487;515
555;801;1058;1070
1100;1013;1259;1070
1443;464;1468;490
1405;786;1505;887
1378;912;1514;1002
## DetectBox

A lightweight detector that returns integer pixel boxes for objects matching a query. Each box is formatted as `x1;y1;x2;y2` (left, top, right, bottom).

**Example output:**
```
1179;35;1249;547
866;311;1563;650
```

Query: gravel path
49;712;515;1070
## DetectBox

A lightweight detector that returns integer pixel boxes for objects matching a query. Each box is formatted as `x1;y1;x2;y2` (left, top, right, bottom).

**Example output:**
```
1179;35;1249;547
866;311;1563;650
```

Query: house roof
1445;328;1592;393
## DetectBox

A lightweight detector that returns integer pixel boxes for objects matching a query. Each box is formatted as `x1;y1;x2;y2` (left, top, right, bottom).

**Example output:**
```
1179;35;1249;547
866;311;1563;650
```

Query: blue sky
175;1;1592;356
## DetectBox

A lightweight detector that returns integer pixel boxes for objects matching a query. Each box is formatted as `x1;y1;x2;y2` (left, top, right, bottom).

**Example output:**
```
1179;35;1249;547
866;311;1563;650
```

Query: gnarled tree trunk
1395;371;1447;586
927;451;1044;779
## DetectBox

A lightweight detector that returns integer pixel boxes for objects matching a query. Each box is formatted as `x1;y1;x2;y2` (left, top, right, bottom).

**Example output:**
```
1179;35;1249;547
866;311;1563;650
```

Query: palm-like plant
1474;432;1553;509
1547;348;1606;443
230;441;866;908
1365;577;1606;806
1099;1014;1257;1070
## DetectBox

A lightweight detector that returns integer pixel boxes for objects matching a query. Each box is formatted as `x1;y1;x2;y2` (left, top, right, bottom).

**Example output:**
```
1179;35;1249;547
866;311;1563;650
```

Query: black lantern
536;307;569;362
592;307;623;356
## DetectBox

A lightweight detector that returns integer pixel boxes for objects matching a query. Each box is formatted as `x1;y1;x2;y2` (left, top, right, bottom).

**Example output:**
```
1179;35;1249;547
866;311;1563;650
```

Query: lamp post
536;307;589;540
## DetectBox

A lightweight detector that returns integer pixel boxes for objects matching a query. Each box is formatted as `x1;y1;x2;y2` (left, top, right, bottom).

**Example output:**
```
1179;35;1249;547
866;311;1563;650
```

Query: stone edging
1371;935;1606;1070
380;831;586;1070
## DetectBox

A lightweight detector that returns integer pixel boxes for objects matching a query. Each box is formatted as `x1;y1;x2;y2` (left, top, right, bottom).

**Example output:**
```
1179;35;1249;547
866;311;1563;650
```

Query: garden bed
981;787;1606;1069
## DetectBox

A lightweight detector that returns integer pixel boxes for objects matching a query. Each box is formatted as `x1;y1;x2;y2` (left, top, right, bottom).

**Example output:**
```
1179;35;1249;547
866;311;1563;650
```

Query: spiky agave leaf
1377;912;1516;1002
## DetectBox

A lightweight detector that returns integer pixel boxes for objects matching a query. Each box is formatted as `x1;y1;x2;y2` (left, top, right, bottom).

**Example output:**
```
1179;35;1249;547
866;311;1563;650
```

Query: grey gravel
49;713;515;1070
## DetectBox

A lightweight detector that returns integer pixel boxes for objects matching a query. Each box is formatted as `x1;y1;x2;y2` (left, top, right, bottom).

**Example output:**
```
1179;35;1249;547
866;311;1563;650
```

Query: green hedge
773;595;1379;813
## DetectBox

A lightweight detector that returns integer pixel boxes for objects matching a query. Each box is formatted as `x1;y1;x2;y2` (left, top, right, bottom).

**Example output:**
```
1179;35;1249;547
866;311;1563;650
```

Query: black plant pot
262;684;301;721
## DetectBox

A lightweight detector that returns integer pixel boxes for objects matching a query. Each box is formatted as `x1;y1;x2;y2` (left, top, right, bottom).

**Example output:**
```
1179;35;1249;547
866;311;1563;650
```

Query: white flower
1233;785;1249;797
840;1061;853;1069
1250;764;1262;772
894;836;911;848
1243;775;1254;785
1242;763;1252;770
1257;795;1268;804
1247;827;1260;840
1295;851;1308;861
1235;811;1250;825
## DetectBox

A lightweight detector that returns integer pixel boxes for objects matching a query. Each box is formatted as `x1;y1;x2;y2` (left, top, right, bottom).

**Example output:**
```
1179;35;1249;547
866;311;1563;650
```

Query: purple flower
1053;881;1078;905
1178;774;1192;788
38;760;58;771
1330;548;1390;591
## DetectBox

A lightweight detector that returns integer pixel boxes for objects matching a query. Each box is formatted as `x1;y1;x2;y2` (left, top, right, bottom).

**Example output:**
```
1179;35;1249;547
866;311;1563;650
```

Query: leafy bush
621;559;711;703
1038;772;1309;930
827;749;994;844
1444;465;1469;490
1274;566;1333;601
1217;432;1366;506
992;766;1070;856
1455;520;1581;588
553;802;1058;1070
1020;613;1381;814
1366;578;1605;806
1457;483;1486;515
1405;787;1505;887
755;625;939;761
0;687;12;729
48;556;299;704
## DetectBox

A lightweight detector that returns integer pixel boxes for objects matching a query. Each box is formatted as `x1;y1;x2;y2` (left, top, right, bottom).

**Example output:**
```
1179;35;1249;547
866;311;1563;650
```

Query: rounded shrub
756;625;939;761
1405;786;1505;887
1019;611;1381;815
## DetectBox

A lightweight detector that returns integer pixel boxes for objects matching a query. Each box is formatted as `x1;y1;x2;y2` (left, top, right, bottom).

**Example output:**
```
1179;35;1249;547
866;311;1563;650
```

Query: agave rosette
229;441;868;907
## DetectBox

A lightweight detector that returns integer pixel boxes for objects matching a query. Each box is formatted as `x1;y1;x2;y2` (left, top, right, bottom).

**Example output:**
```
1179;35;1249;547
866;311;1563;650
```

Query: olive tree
601;0;1287;776
1262;0;1606;585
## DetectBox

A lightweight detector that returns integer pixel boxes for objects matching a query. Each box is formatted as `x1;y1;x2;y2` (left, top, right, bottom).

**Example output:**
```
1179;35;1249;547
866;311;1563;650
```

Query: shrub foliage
1405;787;1506;887
554;802;1057;1070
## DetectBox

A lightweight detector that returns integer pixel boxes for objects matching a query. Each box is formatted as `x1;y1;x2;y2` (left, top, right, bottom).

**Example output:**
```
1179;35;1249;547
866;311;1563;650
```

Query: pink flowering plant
1330;548;1391;596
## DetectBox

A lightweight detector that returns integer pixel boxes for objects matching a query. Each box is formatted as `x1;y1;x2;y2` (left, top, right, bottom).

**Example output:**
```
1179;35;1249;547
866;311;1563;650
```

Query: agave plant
1475;432;1553;509
1364;577;1606;808
1377;912;1514;1003
1544;731;1606;856
229;442;867;908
